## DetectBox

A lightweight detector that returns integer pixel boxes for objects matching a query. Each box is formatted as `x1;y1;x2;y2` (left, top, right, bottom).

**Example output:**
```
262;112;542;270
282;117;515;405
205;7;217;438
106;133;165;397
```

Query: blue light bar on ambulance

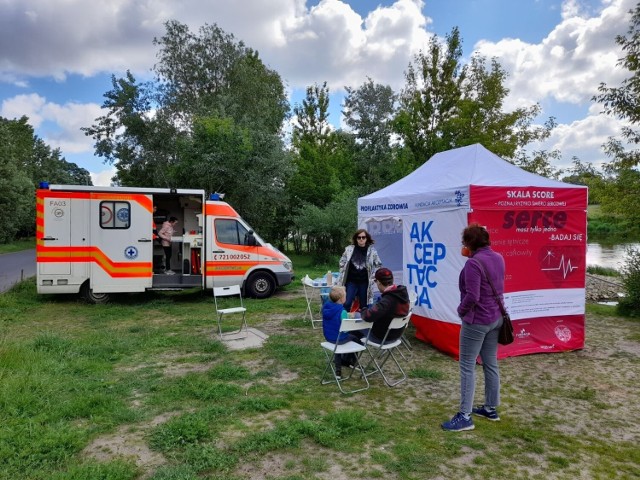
209;192;225;200
39;181;50;189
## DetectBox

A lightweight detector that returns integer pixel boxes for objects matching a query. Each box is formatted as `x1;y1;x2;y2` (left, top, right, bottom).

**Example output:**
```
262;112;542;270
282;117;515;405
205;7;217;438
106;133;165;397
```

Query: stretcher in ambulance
36;184;294;303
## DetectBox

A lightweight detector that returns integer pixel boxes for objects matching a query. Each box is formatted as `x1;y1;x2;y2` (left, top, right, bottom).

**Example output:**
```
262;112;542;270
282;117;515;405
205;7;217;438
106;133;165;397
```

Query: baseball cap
375;267;393;284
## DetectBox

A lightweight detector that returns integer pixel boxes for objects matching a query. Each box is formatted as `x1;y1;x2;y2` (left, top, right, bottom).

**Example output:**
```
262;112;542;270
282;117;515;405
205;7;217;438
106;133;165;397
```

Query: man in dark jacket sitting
359;267;410;343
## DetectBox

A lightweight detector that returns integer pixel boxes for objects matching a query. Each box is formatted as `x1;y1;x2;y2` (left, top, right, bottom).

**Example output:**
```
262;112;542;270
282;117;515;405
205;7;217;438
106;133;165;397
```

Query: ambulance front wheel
81;281;111;304
245;272;275;299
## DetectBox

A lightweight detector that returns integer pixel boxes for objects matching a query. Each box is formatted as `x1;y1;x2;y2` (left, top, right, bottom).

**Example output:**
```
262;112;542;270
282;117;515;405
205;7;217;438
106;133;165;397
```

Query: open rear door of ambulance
88;192;154;297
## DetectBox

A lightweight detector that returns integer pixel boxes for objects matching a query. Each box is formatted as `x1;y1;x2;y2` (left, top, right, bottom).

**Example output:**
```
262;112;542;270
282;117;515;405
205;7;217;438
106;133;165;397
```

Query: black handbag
471;258;514;345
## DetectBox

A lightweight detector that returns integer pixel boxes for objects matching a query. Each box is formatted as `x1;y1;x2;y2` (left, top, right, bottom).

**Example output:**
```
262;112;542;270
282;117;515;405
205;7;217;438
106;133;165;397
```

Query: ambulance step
152;274;202;288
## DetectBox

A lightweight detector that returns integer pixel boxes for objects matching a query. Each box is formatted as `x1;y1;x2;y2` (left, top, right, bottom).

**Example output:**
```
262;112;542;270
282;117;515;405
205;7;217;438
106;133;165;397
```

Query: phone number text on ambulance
212;253;251;261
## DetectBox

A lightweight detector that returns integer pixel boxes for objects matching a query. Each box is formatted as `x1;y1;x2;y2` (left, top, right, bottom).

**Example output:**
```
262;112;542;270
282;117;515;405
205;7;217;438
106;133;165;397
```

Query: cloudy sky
0;0;634;186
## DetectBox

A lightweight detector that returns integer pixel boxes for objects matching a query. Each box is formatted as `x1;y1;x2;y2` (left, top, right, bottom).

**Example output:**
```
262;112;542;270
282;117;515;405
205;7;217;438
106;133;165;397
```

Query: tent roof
361;144;582;201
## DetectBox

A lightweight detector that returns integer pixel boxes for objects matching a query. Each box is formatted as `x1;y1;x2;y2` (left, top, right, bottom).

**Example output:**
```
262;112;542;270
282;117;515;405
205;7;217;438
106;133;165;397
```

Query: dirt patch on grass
118;352;214;377
82;412;181;476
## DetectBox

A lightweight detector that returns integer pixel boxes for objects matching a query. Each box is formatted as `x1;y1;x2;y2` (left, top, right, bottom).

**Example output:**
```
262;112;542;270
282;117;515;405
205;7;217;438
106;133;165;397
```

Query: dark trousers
345;281;368;311
334;334;362;369
163;246;172;271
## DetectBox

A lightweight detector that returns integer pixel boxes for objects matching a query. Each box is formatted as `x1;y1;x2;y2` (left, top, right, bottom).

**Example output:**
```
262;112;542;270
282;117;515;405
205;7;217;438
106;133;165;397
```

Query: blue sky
0;0;633;185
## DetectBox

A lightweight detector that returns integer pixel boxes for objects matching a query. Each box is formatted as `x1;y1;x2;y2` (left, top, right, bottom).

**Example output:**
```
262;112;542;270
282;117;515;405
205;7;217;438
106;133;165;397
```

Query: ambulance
36;183;294;303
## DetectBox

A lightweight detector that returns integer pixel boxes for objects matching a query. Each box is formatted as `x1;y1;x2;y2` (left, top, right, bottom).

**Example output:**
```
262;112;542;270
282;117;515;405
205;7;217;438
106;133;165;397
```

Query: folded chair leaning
302;275;323;329
213;284;248;340
320;318;373;394
360;312;412;387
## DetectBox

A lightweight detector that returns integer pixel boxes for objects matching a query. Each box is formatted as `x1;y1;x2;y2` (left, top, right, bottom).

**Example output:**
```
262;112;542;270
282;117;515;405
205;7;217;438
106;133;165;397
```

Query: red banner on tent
464;185;587;355
470;185;588;210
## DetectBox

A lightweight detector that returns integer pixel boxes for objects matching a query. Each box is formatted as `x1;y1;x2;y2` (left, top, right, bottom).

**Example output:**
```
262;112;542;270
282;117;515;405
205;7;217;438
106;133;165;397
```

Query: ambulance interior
153;193;203;283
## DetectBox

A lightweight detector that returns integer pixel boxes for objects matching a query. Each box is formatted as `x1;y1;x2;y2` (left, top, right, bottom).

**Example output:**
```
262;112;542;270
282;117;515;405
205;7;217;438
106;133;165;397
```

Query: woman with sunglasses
336;229;382;311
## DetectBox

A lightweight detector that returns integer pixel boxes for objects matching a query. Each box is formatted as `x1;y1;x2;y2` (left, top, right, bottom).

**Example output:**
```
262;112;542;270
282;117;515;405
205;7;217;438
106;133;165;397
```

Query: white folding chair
320;318;373;394
213;284;248;340
302;275;322;329
360;312;412;387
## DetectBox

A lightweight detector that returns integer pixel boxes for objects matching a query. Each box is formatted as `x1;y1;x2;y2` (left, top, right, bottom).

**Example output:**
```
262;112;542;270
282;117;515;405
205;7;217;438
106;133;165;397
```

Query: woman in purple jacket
442;223;506;432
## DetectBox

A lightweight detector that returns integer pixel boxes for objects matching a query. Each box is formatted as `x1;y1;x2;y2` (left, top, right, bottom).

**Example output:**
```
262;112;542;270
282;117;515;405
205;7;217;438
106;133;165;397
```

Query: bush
617;246;640;317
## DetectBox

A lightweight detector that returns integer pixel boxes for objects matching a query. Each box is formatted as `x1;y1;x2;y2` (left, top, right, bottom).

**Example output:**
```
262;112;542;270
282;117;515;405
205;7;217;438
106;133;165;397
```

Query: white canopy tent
358;144;588;358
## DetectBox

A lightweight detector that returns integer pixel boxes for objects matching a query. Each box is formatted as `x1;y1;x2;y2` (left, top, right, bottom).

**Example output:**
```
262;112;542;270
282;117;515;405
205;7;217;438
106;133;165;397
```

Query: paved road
0;249;36;293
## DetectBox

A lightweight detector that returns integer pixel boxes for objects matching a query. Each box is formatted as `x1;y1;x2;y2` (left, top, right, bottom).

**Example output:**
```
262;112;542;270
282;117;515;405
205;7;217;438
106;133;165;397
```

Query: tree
292;82;332;146
594;4;640;170
343;78;406;192
289;82;337;207
562;158;605;204
0;118;34;242
84;21;293;234
592;5;640;224
514;147;564;180
0;116;91;241
394;28;465;164
394;27;554;167
174;117;293;232
153;21;289;135
81;72;175;187
293;188;358;259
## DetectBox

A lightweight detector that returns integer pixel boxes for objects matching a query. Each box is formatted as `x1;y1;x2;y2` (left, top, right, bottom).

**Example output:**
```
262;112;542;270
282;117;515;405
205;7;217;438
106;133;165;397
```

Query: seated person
359;267;410;343
322;285;358;379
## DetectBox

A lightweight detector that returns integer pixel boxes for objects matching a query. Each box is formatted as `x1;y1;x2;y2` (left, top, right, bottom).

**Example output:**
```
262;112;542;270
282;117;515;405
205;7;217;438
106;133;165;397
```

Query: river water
586;242;640;270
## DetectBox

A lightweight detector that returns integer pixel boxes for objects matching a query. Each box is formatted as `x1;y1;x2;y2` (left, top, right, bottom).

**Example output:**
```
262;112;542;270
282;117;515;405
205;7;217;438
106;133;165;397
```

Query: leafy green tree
394;27;553;167
343;78;405;192
597;168;640;227
618;246;640;317
293;188;358;260
289;82;338;207
174;117;293;233
394;28;464;164
0;119;34;242
514;148;564;180
562;158;605;204
84;21;292;235
592;5;640;227
0;116;91;241
153;21;289;135
594;4;640;170
293;82;331;145
82;72;173;187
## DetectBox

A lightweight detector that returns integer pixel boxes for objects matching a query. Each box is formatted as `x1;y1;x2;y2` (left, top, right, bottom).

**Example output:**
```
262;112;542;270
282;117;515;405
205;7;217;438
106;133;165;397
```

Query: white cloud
1;93;46;125
1;93;101;154
474;0;633;110
1;0;430;92
472;0;635;167
530;104;631;170
91;167;118;187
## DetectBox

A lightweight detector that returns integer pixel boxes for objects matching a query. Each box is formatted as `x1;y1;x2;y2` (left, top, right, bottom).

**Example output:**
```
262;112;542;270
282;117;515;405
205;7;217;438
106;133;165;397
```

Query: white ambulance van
36;183;294;303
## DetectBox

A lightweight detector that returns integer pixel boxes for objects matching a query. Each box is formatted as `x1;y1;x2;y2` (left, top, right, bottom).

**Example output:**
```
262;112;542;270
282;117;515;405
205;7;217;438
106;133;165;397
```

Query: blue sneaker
441;412;475;431
472;405;500;421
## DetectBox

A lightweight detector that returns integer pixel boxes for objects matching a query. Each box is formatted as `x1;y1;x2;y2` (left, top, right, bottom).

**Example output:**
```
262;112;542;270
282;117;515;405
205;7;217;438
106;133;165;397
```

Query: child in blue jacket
322;286;357;378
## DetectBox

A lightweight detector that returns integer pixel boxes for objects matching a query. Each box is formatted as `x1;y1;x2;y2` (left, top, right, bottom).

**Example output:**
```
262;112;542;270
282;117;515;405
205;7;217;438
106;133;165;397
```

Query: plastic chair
213;284;248;340
360;312;412;387
320;318;373;394
302;275;323;329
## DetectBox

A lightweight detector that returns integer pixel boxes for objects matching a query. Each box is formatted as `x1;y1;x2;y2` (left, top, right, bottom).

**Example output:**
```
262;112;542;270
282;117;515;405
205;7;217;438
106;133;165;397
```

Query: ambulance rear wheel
246;272;275;299
81;282;111;304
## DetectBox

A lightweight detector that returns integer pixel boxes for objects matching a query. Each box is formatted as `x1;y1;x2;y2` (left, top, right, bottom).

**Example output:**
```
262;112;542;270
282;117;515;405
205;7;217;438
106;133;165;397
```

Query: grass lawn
0;270;639;479
0;237;35;255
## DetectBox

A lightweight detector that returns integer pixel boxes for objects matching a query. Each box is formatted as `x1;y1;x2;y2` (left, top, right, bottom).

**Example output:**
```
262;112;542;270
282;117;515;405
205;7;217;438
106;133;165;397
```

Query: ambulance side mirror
245;231;257;246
